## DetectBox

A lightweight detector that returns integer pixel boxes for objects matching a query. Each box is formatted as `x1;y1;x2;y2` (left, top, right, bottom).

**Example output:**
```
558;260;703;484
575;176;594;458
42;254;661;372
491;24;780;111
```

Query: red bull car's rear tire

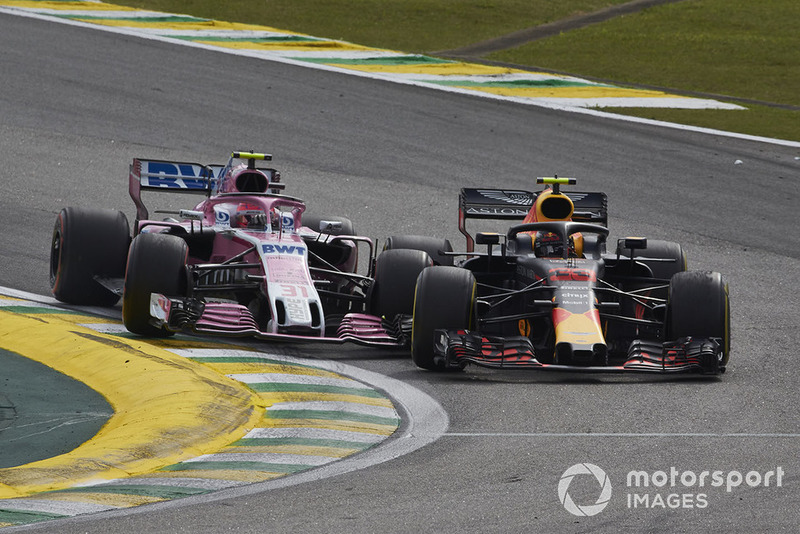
384;235;454;266
370;249;432;320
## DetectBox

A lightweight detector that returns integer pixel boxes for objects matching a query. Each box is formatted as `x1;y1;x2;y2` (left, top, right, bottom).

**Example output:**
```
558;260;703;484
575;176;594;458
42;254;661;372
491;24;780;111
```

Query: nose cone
555;341;608;366
552;307;607;366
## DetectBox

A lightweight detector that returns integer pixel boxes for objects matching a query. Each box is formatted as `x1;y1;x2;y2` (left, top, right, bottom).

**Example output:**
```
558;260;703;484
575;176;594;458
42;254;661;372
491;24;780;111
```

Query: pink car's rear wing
129;158;218;220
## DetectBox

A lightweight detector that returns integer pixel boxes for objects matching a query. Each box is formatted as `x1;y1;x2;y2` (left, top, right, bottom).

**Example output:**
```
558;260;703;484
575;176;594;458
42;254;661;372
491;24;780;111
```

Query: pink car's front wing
151;295;404;346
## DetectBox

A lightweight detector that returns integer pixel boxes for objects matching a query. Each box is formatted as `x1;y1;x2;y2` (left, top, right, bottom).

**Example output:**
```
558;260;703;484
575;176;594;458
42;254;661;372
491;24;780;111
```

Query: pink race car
50;151;445;346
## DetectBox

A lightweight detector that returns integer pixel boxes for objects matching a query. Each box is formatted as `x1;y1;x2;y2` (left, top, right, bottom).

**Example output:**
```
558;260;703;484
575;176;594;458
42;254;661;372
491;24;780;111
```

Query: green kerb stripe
232;437;373;449
249;382;385;398
173;36;320;43
0;306;77;315
186;356;327;371
55;484;210;499
295;56;452;66
110;332;195;342
0;509;66;525
161;461;311;473
267;409;399;426
56;15;208;23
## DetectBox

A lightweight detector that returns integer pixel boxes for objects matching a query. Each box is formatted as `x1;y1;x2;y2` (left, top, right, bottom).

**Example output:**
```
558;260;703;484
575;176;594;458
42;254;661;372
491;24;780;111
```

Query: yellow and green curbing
0;296;400;527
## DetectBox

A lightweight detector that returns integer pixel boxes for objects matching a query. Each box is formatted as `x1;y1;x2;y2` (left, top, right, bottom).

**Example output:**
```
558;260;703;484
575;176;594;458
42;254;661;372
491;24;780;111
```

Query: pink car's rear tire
50;207;129;306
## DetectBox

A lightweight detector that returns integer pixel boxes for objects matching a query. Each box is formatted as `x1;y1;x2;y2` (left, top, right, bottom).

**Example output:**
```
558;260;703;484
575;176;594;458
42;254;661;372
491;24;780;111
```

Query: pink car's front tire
122;232;187;337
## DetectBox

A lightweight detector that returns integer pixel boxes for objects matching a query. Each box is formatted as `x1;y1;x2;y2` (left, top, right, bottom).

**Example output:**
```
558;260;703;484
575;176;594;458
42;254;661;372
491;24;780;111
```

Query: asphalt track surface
1;10;799;534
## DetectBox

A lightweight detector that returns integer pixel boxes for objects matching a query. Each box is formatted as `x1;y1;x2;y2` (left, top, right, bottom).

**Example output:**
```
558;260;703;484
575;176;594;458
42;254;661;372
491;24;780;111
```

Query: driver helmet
524;187;584;257
234;202;268;230
533;232;580;258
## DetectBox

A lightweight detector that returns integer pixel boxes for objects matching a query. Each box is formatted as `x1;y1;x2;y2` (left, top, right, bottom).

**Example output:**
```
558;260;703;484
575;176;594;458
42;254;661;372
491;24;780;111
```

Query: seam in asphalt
432;0;690;57
431;0;800;112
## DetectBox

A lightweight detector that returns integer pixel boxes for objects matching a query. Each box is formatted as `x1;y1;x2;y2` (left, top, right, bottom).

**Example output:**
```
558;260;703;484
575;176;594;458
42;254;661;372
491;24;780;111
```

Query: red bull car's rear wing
458;187;608;252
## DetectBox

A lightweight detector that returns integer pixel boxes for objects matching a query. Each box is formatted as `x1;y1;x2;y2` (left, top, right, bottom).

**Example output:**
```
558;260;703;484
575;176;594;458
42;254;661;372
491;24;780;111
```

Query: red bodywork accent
548;267;596;282
437;330;723;374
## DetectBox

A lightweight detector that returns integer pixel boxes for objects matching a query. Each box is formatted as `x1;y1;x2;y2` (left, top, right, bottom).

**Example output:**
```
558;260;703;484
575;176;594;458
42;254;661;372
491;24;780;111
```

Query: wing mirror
476;232;501;245
319;220;344;235
180;209;204;221
619;237;647;251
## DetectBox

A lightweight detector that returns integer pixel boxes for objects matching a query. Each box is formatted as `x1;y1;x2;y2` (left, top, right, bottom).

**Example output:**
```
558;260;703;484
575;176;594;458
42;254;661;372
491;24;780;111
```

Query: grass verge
109;0;633;52
489;0;800;141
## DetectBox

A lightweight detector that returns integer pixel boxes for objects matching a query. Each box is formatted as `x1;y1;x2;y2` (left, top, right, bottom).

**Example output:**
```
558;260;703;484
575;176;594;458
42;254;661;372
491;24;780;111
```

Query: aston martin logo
477;189;533;205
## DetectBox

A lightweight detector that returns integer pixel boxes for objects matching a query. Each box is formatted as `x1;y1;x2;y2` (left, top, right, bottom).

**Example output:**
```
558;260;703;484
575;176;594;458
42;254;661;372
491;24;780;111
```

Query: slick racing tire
616;239;687;313
50;207;130;306
303;213;358;274
412;266;475;371
618;239;687;281
638;240;687;280
122;233;188;337
370;249;433;319
384;235;454;266
302;213;355;236
666;271;730;366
